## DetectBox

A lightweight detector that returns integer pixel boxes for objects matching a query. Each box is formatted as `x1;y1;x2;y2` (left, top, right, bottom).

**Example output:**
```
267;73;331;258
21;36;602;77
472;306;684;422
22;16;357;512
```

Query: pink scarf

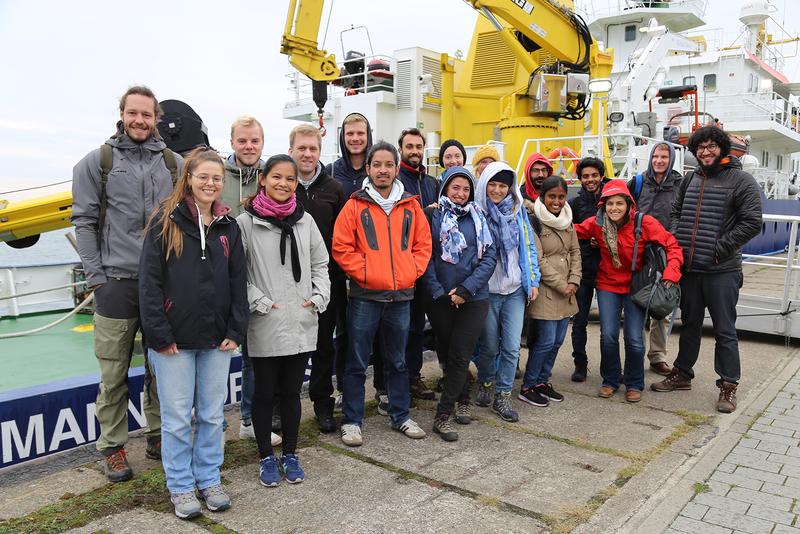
251;189;297;220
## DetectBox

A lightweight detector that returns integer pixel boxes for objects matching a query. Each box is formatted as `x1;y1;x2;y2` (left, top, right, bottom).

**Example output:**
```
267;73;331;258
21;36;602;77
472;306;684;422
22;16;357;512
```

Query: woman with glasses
139;148;248;519
236;154;330;487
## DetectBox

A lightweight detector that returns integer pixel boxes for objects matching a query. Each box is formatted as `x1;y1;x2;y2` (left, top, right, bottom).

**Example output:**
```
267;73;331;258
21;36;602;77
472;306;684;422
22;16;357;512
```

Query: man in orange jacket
332;141;433;447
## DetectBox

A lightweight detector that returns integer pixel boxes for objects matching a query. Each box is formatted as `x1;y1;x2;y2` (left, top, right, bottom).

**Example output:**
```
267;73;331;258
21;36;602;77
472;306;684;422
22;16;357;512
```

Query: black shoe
314;401;337;433
537;383;564;402
145;436;161;460
571;363;587;383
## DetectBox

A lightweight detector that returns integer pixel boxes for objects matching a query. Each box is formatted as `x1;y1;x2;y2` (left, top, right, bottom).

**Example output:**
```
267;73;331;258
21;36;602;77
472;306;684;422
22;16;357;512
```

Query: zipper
686;172;707;270
386;210;397;292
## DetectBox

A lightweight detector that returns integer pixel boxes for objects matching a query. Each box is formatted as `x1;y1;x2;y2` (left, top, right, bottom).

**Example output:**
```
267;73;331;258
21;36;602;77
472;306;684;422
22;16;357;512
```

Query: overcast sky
0;0;796;201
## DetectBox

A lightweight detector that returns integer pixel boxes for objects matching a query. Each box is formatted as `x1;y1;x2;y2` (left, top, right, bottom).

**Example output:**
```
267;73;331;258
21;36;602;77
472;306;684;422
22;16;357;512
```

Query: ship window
703;74;717;92
625;25;636;42
777;154;784;171
762;150;770;167
683;75;696;86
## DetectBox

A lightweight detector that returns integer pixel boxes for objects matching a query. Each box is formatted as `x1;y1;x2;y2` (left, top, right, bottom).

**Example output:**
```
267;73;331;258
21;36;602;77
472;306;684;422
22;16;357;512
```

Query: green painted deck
0;311;144;394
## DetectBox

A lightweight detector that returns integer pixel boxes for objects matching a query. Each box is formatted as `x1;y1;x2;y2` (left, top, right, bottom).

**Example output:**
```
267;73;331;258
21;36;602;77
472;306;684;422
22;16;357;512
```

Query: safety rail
577;0;707;22
656;91;799;132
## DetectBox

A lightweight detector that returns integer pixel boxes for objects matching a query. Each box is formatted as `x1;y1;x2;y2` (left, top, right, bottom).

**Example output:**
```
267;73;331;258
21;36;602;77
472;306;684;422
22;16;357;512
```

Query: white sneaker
271;432;282;447
393;418;426;439
239;421;255;439
340;424;363;447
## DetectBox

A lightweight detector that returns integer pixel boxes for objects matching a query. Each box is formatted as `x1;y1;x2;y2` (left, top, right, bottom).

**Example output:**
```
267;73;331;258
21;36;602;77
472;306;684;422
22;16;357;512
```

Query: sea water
0;229;80;267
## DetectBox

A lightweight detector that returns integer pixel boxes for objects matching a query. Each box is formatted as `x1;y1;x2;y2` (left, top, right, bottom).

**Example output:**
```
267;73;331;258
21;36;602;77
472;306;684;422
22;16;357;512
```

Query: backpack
627;174;644;202
630;212;681;320
97;143;178;247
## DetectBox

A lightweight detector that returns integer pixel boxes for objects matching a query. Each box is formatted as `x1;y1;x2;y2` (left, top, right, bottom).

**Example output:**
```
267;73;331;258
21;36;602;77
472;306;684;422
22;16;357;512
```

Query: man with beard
72;86;183;481
521;152;553;207
568;157;610;382
652;126;762;413
223;116;264;216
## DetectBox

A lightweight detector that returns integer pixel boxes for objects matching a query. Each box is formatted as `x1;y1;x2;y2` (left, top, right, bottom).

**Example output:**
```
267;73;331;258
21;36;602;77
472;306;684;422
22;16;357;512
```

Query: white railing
577;0;707;22
659;91;799;131
751;167;799;199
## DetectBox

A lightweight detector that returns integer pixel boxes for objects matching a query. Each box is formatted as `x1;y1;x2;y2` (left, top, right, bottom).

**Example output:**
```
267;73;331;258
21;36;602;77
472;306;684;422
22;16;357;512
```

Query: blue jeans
476;287;526;393
240;343;253;423
596;289;646;391
571;280;595;365
342;298;411;427
523;318;570;388
149;347;231;494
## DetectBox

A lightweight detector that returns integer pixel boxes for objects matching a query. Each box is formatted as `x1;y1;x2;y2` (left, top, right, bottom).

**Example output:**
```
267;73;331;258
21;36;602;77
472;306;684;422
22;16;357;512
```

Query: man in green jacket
223;116;264;216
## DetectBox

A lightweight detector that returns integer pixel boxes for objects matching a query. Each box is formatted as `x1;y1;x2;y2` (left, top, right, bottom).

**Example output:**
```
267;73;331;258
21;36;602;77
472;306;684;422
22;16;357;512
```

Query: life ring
547;147;580;180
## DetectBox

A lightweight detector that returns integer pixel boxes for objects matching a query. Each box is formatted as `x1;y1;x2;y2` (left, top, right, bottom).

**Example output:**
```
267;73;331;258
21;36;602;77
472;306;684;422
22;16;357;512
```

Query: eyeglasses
190;173;224;185
530;167;549;175
696;143;720;154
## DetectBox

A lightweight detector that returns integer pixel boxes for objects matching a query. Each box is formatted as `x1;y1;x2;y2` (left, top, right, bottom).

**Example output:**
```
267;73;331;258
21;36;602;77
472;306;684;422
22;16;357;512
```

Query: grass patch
693;482;711;495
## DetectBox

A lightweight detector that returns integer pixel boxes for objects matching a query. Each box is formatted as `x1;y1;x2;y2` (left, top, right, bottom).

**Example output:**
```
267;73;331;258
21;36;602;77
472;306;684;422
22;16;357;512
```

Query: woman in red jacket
573;181;683;402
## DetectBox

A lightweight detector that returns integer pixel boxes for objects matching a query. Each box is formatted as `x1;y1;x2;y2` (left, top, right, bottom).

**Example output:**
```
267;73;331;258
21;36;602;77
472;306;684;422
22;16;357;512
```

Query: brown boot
717;381;738;413
650;368;692;392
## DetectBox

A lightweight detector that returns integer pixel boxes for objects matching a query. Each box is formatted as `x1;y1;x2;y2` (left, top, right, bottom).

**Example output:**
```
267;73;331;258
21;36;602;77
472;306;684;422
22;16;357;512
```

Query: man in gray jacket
71;86;183;482
223;115;263;216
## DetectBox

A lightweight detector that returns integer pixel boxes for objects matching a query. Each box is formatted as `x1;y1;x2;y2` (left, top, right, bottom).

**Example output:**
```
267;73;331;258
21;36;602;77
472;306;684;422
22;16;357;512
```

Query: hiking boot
145;436;161;460
717;381;738;413
314;402;337;433
410;376;436;400
258;455;280;487
571;363;587;382
280;453;305;484
476;381;494;407
625;389;642;403
651;369;692;392
197;484;231;512
170;491;202;519
104;449;133;483
455;400;471;425
393;418;427;439
598;385;617;398
374;391;390;416
341;424;363;447
518;386;549;408
650;362;673;376
537;383;564;402
433;413;459;442
492;391;520;422
239;421;256;439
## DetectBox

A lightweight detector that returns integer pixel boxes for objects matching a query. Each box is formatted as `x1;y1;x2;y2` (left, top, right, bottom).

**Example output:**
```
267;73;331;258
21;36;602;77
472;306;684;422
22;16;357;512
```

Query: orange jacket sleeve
332;199;362;280
642;214;684;284
411;202;432;279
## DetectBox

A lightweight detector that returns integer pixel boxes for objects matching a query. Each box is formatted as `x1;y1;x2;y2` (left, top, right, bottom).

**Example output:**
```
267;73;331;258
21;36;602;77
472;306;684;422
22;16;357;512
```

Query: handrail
0;280;87;301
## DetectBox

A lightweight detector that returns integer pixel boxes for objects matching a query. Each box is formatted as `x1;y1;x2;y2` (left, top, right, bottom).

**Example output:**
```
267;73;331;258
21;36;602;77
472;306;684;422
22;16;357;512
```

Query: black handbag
630;213;681;320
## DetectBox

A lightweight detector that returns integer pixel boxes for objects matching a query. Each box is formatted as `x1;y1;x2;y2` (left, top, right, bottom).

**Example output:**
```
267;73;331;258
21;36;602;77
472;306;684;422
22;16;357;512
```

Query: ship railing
285;54;396;109
751;167;798;200
577;0;707;22
662;91;798;131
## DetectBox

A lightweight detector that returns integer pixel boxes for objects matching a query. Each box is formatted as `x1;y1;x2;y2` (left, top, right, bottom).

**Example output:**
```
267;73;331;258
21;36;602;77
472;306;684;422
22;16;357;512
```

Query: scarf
251;189;296;220
438;196;493;265
533;197;573;230
602;214;622;269
484;194;519;275
251;191;304;282
363;178;404;215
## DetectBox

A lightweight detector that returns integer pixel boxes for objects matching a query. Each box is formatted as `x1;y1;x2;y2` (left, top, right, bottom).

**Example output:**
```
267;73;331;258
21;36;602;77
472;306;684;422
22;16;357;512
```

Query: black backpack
630;212;681;320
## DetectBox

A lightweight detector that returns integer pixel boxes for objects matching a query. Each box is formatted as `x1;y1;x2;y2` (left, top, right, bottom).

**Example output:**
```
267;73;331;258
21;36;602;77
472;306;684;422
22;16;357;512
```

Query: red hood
523;153;553;200
597;180;636;221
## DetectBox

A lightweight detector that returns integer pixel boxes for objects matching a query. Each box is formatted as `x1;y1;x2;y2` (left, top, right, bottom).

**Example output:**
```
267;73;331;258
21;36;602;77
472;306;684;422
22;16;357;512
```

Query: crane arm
281;0;339;81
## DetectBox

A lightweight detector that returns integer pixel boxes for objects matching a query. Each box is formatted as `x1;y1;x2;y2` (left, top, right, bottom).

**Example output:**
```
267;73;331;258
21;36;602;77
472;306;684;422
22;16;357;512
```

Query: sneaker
476;381;494;407
455;400;471;425
197;484;231;512
104;449;133;483
374;391;390;416
492;391;520;422
650;369;692;392
280;453;305;483
571;363;587;382
432;413;458;442
271;432;282;447
334;393;343;413
145;436;161;460
258;455;280;487
717;381;738;413
537;383;564;402
341;424;363;447
393;418;427;439
239;421;255;439
518;386;549;408
170;491;202;519
410;376;436;400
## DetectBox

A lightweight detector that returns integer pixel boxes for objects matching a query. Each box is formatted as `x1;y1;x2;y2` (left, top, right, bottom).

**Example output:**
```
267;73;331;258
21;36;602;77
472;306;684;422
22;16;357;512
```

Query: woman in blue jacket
422;166;496;442
139;148;248;519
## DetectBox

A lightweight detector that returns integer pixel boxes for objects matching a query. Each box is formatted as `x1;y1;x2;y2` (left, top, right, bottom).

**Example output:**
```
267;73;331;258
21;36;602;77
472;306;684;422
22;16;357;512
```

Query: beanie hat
439;139;467;164
471;144;500;168
487;169;515;187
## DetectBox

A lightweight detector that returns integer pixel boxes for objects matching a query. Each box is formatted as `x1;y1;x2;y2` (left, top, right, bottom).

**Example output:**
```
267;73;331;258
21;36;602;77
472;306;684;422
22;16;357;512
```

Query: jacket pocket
361;209;379;250
93;313;136;361
401;209;412;251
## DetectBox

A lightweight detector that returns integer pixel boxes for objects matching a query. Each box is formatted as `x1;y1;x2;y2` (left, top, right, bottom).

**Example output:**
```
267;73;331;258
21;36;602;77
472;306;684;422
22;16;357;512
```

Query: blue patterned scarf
438;196;493;264
485;195;519;275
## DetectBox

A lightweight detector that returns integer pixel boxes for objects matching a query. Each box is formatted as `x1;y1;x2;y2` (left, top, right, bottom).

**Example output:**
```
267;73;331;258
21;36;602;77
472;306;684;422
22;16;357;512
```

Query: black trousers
252;353;307;458
427;298;490;415
309;277;346;410
674;270;743;384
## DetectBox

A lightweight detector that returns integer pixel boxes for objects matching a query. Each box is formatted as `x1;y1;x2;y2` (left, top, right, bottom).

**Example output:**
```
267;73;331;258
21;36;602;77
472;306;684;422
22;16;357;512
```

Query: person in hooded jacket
474;162;541;422
574;181;683;403
439;139;468;172
521;152;554;208
568;158;611;382
139;148;247;519
236;154;331;488
421;167;496;441
519;177;581;408
222;116;264;217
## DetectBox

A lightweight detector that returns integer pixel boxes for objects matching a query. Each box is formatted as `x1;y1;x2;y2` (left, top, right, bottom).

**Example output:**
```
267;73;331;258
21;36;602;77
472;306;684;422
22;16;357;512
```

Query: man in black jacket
652;126;762;413
289;124;346;431
326;113;373;198
569;158;609;382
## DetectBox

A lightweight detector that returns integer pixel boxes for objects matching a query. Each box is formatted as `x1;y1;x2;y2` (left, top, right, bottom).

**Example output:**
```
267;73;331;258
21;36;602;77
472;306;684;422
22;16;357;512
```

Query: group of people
71;85;763;520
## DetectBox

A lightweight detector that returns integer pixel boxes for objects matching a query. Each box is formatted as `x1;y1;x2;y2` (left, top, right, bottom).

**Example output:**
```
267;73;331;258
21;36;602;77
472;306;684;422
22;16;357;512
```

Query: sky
0;0;797;202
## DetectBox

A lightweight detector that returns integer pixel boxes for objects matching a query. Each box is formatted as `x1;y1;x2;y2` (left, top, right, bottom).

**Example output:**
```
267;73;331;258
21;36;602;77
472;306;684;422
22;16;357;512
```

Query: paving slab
210;447;546;534
65;509;208;533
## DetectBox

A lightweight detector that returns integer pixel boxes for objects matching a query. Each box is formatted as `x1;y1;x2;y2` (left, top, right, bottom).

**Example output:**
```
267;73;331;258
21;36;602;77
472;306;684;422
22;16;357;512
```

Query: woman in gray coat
236;155;330;488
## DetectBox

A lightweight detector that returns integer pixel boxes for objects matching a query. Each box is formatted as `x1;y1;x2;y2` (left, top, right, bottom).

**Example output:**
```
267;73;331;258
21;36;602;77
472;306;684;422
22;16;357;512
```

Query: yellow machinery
0;192;72;248
282;0;614;176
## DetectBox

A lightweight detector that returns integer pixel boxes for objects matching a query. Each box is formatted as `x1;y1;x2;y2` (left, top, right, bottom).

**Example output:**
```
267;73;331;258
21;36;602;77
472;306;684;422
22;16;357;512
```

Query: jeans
342;298;411;427
596;289;646;391
240;342;253;424
149;347;231;494
571;280;595;366
476;287;526;393
674;271;742;383
523;318;570;388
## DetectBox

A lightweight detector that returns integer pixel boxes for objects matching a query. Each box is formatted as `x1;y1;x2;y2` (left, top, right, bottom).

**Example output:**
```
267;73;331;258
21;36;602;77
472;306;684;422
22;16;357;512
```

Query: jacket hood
644;142;677;181
107;121;166;152
225;154;264;172
523;152;553;200
595;180;636;227
337;113;373;175
438;166;476;202
475;161;523;213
